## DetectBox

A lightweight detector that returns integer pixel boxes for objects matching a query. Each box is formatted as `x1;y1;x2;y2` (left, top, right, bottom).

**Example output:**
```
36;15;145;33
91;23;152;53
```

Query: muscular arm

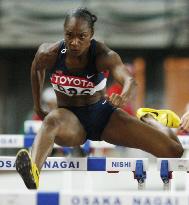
31;43;59;119
106;51;136;97
31;52;46;117
96;42;136;107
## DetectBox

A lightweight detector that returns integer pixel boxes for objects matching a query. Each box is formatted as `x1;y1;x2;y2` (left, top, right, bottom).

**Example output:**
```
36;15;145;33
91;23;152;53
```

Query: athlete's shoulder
33;40;62;69
95;40;117;58
36;41;61;58
95;40;121;70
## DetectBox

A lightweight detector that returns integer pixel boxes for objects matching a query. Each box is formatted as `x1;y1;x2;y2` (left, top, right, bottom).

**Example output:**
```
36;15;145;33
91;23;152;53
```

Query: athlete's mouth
70;49;80;53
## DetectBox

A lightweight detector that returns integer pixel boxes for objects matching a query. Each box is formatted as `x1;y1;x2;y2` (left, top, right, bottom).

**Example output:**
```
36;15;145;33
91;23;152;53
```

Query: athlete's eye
66;33;72;38
80;34;87;40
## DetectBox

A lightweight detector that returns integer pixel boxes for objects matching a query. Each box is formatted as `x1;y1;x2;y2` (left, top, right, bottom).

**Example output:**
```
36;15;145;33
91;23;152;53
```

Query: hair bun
65;7;97;32
91;14;97;23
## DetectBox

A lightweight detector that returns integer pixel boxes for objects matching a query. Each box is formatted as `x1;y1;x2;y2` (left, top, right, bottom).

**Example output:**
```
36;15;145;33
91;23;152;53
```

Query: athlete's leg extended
31;108;86;171
101;109;183;158
16;108;86;189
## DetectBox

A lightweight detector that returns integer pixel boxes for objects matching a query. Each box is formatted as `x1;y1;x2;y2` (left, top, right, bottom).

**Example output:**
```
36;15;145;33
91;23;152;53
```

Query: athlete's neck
67;47;89;62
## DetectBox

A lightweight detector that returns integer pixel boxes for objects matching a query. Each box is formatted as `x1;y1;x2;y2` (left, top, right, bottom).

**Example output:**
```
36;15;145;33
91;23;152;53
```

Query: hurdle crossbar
0;157;148;171
0;134;115;149
157;158;189;172
0;157;147;190
0;134;188;150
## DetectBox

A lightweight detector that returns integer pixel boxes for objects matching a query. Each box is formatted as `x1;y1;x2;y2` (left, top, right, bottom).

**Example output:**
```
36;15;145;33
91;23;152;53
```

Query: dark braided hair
64;8;97;33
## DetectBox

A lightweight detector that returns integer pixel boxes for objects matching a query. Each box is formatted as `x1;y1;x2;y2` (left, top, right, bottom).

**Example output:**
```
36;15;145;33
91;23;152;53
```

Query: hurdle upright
158;158;189;190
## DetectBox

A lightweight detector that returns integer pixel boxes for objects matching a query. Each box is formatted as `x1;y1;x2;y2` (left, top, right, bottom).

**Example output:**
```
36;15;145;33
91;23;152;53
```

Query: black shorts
64;99;116;141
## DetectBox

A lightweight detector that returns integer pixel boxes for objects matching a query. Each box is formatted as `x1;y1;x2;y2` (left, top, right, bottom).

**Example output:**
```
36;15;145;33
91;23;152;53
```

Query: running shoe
136;108;181;128
15;149;39;189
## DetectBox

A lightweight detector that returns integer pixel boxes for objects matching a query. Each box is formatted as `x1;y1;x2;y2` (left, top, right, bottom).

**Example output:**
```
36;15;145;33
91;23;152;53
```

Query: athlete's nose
70;38;80;47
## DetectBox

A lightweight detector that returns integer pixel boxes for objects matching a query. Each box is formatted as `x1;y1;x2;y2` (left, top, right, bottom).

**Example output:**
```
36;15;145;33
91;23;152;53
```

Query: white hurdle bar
0;119;188;152
23;120;189;149
0;157;148;190
0;134;189;149
0;191;188;205
158;158;189;191
24;120;116;150
0;134;115;149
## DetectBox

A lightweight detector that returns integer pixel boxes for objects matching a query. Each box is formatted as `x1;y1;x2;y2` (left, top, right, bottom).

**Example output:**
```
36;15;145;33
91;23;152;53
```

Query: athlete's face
64;17;93;56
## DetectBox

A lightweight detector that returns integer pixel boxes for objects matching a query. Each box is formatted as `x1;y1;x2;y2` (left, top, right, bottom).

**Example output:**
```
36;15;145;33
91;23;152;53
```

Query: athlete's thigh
48;108;87;146
101;109;173;155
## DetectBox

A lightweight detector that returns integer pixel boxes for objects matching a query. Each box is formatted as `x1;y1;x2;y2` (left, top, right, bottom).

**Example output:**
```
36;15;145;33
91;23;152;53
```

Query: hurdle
23;120;189;151
0;120;186;154
0;121;116;153
0;190;188;205
157;158;189;191
0;134;115;156
1;155;188;191
0;133;188;152
0;157;148;190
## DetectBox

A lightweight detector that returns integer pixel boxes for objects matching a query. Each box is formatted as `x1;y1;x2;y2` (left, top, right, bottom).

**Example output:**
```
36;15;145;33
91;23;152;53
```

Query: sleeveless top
49;39;109;96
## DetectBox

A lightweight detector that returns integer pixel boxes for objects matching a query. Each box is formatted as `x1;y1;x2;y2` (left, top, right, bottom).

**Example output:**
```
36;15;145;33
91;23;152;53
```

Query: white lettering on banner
71;196;122;205
133;197;178;205
112;161;131;168
60;76;67;84
51;73;94;88
74;79;81;86
44;161;80;169
50;71;107;96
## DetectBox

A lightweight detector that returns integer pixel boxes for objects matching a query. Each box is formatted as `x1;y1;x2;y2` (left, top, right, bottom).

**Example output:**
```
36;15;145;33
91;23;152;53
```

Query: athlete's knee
166;142;184;158
43;110;61;128
173;143;184;157
168;131;184;157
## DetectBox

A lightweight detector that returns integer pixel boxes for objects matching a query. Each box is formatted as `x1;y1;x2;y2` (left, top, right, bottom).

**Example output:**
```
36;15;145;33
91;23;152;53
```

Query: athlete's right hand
108;93;126;108
180;111;189;132
34;108;48;120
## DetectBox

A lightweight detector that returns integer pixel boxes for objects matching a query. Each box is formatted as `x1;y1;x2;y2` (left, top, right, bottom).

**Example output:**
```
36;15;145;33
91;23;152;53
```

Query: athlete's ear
90;30;94;38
